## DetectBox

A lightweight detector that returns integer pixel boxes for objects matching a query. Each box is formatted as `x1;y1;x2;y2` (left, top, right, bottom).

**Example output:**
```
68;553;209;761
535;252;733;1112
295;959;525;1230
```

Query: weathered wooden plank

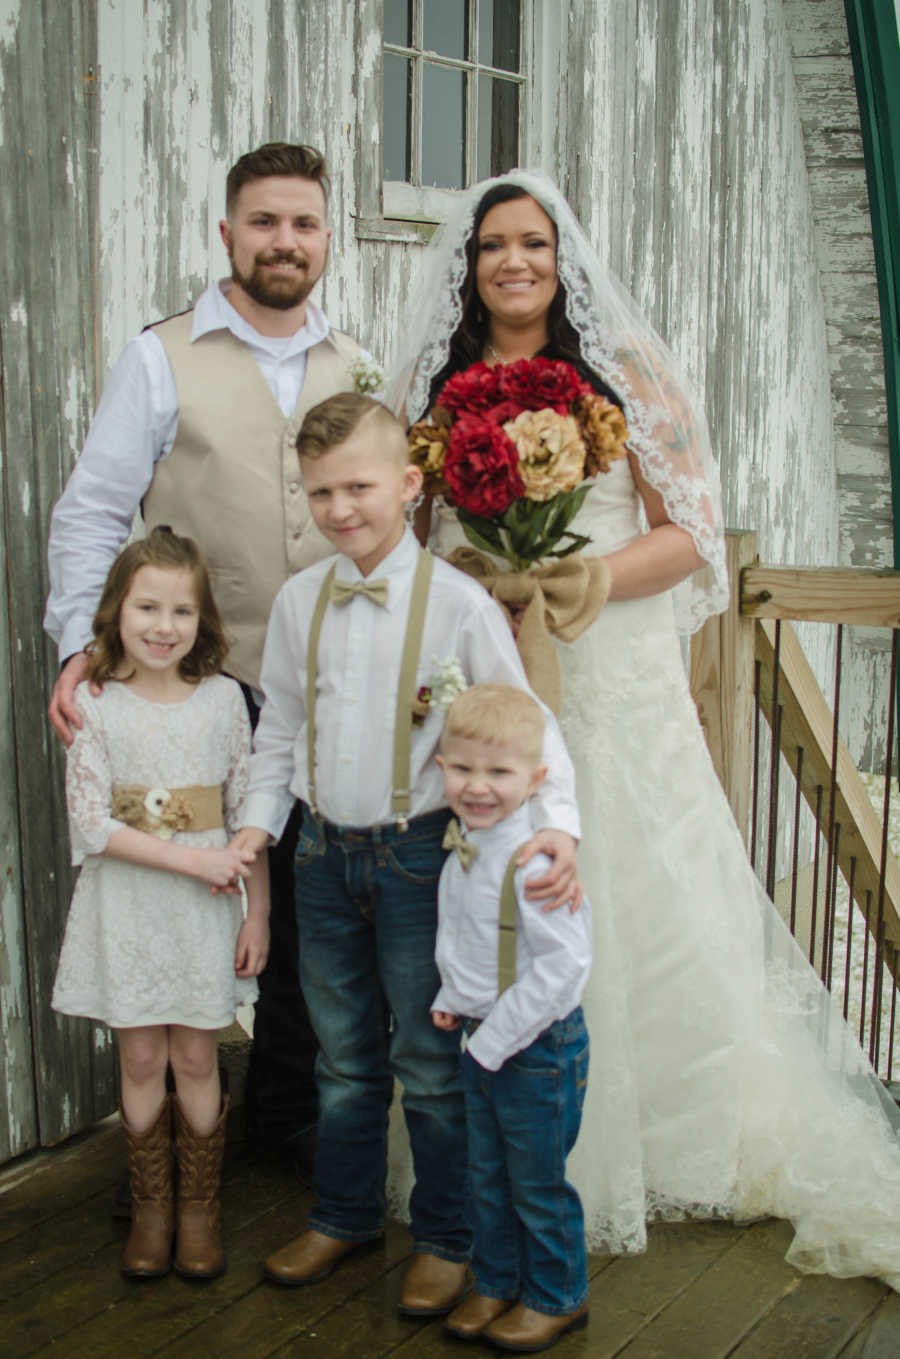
0;1118;120;1248
145;1222;414;1359
0;1156;315;1356
731;1270;886;1359
565;1220;747;1359
613;1218;800;1358
742;566;900;626
838;1290;900;1358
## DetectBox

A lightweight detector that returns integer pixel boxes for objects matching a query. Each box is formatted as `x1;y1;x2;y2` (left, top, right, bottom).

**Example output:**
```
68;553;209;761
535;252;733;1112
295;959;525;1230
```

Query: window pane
422;63;465;187
383;53;411;181
383;0;411;47
478;0;520;71
477;74;519;179
423;0;467;60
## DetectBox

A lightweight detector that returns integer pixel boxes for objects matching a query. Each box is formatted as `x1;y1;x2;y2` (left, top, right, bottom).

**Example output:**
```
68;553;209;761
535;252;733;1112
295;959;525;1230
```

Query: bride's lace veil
387;168;729;633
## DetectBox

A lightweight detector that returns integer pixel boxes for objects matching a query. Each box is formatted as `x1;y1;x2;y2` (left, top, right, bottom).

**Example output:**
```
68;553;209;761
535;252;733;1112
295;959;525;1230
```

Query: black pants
240;686;318;1152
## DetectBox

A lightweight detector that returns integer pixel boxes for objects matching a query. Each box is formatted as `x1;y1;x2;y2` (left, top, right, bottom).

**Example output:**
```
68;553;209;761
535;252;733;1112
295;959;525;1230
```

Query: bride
389;169;900;1289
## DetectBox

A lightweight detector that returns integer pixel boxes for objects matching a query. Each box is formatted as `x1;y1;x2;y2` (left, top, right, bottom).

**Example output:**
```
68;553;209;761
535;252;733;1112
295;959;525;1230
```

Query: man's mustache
256;253;308;268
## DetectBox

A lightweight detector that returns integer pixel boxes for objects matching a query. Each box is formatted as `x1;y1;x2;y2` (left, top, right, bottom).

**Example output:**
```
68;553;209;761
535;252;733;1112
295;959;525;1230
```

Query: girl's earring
405;489;425;523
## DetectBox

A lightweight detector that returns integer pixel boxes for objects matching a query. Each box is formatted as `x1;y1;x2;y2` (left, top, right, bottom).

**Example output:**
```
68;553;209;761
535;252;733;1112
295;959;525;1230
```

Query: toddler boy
235;393;581;1316
434;684;591;1351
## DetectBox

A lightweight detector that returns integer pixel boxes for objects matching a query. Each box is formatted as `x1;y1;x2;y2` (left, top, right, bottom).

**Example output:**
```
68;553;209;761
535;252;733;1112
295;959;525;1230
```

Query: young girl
52;526;269;1282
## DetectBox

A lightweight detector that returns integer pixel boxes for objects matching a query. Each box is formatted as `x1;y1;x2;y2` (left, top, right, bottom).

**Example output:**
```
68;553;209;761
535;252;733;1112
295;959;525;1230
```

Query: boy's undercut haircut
442;684;545;768
297;392;406;461
226;142;329;215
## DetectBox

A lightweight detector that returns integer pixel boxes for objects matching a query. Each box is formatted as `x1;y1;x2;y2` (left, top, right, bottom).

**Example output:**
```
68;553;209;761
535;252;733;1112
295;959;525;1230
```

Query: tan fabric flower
408;419;450;493
574;393;629;475
160;793;192;832
502;410;586;502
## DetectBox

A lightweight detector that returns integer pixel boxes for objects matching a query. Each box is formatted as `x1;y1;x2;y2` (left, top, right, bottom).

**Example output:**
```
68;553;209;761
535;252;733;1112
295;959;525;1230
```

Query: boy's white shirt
433;800;592;1071
243;527;581;838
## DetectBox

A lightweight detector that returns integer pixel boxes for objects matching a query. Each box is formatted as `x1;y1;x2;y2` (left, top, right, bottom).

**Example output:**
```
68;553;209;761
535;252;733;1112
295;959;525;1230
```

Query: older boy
434;685;591;1351
235;393;581;1316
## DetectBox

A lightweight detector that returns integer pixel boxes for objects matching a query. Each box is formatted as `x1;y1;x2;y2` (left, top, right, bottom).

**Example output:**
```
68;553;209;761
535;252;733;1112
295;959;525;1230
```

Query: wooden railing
690;532;900;1076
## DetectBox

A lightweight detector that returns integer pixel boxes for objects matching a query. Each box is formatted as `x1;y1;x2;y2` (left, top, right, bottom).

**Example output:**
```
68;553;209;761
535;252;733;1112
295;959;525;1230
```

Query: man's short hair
225;142;329;215
441;685;545;768
297;392;406;460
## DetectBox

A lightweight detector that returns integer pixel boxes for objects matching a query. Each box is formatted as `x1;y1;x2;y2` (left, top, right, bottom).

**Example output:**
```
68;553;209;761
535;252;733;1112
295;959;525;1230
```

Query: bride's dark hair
427;183;624;413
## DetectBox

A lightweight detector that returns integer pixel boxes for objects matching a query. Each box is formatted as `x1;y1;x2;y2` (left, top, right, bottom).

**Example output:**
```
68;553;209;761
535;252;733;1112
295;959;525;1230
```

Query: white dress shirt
433;801;592;1071
242;528;581;840
44;281;335;662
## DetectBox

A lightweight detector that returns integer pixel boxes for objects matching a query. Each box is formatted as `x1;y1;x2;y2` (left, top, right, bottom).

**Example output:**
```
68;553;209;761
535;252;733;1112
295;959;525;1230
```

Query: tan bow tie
330;576;389;607
443;818;478;870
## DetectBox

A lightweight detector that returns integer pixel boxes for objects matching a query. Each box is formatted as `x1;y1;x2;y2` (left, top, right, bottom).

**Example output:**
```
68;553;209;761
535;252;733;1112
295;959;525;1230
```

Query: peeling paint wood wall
786;0;894;771
0;0;884;1156
0;0;116;1160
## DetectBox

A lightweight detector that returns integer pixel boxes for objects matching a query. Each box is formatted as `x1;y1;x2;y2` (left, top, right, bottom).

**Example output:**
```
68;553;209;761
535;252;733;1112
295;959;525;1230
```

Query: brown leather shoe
484;1301;589;1352
173;1096;229;1280
263;1229;377;1286
120;1097;174;1278
445;1291;516;1338
398;1252;468;1316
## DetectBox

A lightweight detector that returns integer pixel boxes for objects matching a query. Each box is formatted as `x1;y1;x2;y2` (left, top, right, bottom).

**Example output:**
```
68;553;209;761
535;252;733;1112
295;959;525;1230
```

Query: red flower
438;363;503;415
483;398;526;426
498;358;591;414
443;416;525;517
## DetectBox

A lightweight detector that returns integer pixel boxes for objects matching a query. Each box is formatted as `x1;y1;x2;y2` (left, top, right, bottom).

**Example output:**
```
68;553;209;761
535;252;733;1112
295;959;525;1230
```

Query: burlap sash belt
110;783;224;838
446;547;611;715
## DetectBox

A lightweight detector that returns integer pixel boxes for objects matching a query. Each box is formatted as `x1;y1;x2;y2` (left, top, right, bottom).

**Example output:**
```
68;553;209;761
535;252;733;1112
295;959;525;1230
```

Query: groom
44;141;370;1165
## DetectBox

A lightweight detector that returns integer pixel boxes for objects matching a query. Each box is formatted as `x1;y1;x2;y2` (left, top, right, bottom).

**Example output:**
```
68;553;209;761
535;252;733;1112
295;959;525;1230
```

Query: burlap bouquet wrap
447;546;611;714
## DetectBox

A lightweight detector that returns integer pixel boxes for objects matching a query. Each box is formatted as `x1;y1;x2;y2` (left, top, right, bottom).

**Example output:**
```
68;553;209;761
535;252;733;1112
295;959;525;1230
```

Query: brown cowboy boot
120;1096;174;1278
173;1095;229;1279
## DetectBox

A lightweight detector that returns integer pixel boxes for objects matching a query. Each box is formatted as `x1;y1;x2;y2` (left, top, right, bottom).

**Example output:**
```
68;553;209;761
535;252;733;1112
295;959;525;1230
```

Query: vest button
288;482;300;494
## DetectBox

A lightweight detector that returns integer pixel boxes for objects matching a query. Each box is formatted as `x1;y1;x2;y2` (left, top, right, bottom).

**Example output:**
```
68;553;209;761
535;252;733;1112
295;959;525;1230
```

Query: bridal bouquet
408;357;628;570
408;358;629;712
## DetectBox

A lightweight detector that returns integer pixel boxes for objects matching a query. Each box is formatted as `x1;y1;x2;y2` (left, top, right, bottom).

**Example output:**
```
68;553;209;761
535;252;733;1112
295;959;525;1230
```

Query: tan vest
143;311;362;688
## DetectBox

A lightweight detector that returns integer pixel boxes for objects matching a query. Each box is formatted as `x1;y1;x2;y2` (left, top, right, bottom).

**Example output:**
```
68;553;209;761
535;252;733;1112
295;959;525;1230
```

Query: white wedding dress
431;457;900;1289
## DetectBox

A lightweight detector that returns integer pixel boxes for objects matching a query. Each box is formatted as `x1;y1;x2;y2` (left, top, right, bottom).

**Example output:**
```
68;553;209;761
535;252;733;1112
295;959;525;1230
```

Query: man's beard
230;252;320;311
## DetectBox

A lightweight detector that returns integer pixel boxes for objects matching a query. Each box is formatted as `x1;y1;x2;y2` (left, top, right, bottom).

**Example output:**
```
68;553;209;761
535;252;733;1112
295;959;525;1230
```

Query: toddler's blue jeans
293;802;470;1261
461;1007;589;1313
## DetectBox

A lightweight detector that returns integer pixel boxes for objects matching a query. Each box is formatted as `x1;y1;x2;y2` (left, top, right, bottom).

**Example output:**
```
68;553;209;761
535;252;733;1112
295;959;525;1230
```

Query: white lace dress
432;458;900;1290
52;675;258;1030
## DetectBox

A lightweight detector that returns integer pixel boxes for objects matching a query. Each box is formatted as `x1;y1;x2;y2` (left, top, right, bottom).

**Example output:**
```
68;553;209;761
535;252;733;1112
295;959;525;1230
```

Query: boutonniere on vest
349;355;384;395
411;656;468;726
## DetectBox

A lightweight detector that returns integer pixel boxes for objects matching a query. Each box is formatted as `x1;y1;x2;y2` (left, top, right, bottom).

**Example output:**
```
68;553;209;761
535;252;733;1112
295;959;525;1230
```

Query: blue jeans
461;1008;589;1314
294;802;470;1260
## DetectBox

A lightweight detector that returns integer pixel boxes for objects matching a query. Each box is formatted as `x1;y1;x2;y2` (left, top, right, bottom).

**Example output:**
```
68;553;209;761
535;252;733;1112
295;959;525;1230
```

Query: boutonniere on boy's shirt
411;656;468;726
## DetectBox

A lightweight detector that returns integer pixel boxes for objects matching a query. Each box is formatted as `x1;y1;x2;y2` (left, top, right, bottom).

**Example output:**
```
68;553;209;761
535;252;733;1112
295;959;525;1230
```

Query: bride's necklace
485;337;541;365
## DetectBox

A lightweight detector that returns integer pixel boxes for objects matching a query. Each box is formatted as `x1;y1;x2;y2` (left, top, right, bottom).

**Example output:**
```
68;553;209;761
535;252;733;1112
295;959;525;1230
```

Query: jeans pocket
383;835;444;886
294;809;325;866
508;1041;560;1081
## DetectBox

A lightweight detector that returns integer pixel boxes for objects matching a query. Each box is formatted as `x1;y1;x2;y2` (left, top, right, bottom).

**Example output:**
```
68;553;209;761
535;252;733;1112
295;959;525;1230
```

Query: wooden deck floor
2;1118;899;1358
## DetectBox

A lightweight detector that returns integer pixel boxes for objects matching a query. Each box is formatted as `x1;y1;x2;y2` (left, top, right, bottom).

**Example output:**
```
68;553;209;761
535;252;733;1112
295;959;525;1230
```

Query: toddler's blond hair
441;684;544;767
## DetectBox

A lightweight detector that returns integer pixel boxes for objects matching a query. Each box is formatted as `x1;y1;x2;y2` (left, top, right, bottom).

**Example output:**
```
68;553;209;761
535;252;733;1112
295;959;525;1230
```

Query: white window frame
355;0;557;240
